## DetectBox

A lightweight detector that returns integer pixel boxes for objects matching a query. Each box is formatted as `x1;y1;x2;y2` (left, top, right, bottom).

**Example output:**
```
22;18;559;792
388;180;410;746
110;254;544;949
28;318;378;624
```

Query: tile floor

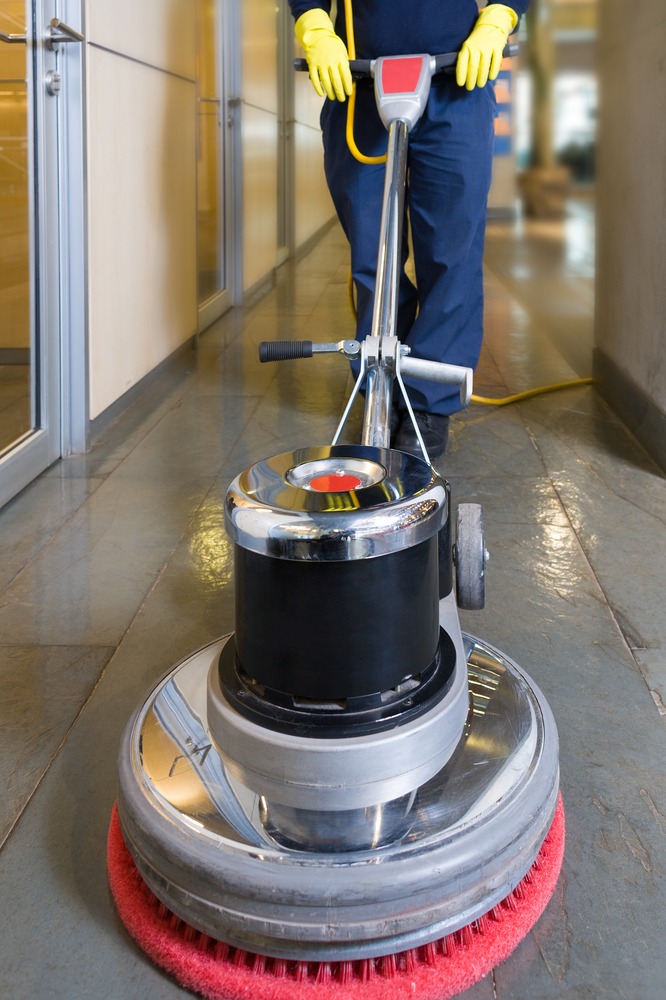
0;208;665;999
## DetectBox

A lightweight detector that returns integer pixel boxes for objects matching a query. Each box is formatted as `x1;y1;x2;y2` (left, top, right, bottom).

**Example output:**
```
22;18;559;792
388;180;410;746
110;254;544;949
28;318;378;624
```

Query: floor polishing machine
110;52;562;999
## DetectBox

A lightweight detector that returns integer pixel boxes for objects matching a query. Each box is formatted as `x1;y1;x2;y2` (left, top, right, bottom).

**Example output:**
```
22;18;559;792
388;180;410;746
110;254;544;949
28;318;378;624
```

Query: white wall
241;0;334;292
241;0;279;292
85;0;197;420
84;0;335;419
595;0;666;408
292;73;334;247
594;0;666;462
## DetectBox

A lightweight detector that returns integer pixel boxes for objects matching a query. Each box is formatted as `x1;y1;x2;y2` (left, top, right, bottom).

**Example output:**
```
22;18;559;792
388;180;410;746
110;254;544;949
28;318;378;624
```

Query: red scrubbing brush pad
107;794;564;1000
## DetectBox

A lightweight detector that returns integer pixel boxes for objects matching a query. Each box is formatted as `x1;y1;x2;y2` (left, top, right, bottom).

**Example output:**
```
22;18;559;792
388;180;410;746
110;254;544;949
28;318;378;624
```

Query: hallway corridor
0;216;665;999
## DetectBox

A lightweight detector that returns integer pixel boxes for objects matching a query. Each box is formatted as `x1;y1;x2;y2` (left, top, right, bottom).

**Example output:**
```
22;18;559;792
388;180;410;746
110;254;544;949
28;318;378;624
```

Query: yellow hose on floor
470;379;593;405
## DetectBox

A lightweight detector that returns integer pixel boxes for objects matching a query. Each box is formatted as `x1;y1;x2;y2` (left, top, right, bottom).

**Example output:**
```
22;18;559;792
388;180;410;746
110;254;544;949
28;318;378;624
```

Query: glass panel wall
0;1;31;455
196;0;224;305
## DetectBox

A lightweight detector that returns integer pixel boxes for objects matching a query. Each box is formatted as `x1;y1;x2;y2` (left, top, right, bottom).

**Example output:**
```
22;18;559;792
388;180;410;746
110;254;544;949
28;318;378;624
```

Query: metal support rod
362;365;394;449
362;339;399;450
361;120;410;450
401;356;473;407
369;120;409;343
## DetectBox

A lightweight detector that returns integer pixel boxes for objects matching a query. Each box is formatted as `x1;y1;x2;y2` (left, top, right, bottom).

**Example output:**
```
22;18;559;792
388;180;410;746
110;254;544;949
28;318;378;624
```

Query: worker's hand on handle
294;9;353;101
456;4;518;91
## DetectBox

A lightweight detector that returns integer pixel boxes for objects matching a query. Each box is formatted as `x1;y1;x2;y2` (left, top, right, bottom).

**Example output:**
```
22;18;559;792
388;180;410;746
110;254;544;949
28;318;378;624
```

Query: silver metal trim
369;121;409;344
225;446;447;560
0;30;27;43
401;354;473;406
286;456;386;490
206;605;468;812
58;0;90;456
46;17;84;50
116;619;559;960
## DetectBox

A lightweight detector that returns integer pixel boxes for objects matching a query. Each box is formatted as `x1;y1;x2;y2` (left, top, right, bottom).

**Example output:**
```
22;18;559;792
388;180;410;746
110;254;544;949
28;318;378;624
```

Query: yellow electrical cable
470;379;593;405
344;0;387;164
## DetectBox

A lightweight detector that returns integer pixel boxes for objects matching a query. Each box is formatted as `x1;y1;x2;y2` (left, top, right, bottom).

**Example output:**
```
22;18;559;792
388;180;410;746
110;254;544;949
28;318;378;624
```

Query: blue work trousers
321;78;496;416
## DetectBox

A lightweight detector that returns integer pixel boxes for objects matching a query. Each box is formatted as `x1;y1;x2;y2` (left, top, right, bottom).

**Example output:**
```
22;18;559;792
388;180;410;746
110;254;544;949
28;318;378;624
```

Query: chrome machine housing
116;628;559;961
116;443;559;961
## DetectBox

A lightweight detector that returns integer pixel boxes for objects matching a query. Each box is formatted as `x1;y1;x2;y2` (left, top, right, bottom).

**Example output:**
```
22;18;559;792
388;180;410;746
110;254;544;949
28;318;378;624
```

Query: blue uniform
290;2;528;415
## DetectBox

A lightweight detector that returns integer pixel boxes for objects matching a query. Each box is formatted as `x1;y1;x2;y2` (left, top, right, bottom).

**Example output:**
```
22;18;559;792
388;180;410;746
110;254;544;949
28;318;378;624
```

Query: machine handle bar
401;356;473;406
294;45;517;78
259;339;472;401
259;340;313;362
259;340;361;363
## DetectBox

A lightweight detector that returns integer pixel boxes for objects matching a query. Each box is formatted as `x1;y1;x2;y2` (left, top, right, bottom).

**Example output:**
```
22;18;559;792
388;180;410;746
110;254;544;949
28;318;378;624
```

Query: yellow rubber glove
456;4;518;91
295;9;353;101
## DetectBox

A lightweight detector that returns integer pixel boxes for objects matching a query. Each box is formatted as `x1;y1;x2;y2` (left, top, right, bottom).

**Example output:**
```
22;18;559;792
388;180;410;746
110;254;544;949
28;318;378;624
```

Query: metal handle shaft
47;18;84;49
0;30;27;43
400;356;473;406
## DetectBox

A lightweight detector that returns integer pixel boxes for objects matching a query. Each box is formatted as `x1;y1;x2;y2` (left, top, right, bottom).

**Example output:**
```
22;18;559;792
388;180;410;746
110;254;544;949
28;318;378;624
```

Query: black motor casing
223;445;452;731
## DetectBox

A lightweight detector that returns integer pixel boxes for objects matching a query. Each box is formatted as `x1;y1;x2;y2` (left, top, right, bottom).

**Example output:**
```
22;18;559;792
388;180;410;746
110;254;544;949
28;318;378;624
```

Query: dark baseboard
89;335;197;441
0;349;30;365
594;347;666;473
292;216;338;263
90;219;340;445
243;217;339;310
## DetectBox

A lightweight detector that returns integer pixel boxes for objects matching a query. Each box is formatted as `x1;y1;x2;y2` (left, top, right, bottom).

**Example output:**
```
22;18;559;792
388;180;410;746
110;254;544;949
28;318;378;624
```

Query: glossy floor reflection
0;207;665;999
0;363;31;453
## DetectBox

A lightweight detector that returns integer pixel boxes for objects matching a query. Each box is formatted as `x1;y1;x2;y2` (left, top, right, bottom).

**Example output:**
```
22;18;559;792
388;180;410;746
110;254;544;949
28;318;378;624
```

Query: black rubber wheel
455;503;486;610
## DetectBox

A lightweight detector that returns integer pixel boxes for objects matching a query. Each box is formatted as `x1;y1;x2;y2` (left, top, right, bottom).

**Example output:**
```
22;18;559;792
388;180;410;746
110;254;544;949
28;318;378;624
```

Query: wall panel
241;0;279;290
595;0;666;410
87;48;196;419
242;105;278;290
85;0;196;79
292;60;336;248
293;122;333;248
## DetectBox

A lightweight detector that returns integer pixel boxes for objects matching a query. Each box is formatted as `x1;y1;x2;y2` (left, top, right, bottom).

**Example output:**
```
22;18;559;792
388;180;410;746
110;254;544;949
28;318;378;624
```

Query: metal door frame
276;0;294;265
197;0;242;333
56;0;87;456
0;0;75;507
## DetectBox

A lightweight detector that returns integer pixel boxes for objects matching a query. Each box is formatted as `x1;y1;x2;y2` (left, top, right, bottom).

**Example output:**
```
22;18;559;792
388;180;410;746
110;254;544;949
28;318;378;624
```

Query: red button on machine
309;473;363;492
381;56;423;94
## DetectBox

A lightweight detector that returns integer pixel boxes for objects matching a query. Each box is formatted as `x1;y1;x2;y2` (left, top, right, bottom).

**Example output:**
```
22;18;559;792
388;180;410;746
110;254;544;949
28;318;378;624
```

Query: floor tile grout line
0;390;269;854
523;427;666;719
0;365;261;603
0;483;106;599
0;372;202;598
0;647;120;854
490;367;665;717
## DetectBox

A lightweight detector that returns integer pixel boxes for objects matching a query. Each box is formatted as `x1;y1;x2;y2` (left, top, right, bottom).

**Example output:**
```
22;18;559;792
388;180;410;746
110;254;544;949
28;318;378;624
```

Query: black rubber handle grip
293;57;372;76
259;340;314;363
294;45;517;79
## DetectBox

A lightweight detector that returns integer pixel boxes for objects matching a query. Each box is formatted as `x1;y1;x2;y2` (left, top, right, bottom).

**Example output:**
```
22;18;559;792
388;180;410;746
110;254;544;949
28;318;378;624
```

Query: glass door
0;0;63;508
196;0;234;331
276;1;292;266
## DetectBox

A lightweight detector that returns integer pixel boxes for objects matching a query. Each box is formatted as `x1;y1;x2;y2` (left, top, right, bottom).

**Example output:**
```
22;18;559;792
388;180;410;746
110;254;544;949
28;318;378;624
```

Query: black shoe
393;411;450;460
390;403;403;438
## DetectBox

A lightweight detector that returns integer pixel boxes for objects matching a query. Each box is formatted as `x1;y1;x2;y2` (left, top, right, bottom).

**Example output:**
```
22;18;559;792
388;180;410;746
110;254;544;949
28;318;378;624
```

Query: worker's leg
403;80;496;416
